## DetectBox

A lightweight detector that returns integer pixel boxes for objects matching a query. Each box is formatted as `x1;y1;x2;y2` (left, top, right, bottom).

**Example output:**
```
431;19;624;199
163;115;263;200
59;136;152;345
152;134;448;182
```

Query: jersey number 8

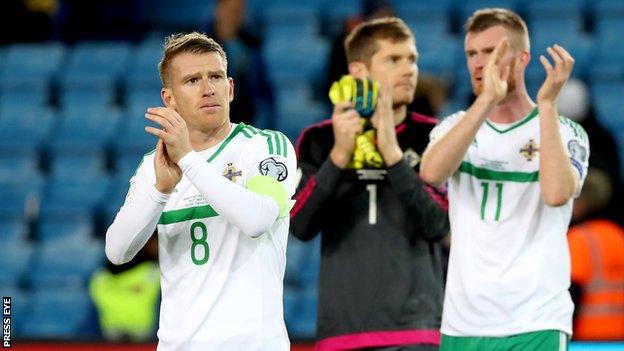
190;221;210;265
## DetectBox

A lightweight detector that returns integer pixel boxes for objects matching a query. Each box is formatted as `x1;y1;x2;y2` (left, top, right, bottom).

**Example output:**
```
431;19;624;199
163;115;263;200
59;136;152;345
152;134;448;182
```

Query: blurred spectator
558;78;624;226
204;0;273;126
0;0;57;44
567;168;624;341
89;233;160;342
323;0;395;100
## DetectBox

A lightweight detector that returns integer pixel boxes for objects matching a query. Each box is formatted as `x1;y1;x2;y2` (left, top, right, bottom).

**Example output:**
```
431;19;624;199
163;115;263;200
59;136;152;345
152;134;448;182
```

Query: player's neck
488;86;534;124
189;121;232;151
393;105;407;126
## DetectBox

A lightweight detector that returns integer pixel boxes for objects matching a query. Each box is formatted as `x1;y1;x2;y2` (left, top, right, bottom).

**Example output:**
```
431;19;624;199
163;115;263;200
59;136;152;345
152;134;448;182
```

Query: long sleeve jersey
290;113;449;350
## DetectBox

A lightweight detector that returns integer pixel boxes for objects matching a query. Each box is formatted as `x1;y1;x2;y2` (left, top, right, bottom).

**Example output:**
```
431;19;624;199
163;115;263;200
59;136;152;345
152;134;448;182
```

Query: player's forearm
290;159;343;241
178;151;279;238
538;102;578;206
387;160;449;242
105;186;168;265
420;96;495;186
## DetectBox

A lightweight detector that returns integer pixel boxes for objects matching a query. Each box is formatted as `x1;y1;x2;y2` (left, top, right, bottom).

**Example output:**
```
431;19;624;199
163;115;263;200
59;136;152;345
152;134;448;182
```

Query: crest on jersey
568;140;588;163
259;157;288;181
223;162;242;182
520;139;539;161
404;148;421;168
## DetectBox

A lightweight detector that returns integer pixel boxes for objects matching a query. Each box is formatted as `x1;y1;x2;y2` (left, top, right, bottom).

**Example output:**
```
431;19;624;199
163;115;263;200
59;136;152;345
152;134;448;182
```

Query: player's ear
228;77;234;103
348;61;369;80
161;88;176;109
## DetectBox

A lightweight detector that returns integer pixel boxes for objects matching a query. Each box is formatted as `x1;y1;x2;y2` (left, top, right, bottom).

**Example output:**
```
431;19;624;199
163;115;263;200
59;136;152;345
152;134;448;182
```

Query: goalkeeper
290;17;449;351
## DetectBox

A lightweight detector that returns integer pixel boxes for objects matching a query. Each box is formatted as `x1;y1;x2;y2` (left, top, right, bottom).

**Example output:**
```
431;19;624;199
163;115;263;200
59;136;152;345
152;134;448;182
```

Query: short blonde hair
464;8;530;52
158;32;227;87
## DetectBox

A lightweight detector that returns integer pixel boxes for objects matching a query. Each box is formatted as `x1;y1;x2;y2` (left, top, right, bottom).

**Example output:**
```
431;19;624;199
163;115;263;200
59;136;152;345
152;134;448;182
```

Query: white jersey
431;108;589;337
106;123;296;351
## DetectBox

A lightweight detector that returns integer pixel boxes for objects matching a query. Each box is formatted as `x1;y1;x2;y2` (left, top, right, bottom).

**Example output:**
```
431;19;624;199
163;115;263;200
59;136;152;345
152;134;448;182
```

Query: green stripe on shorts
441;330;568;351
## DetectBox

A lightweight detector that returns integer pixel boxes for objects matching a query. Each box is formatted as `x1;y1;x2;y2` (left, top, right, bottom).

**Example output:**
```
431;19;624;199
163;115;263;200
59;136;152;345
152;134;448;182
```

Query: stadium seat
64;41;131;80
38;176;112;219
0;286;30;338
264;37;330;89
21;287;94;339
285;235;307;286
0;105;55;155
591;0;624;22
0;75;49;108
27;239;104;289
37;216;94;244
0;244;32;287
0;42;64;81
319;0;361;37
0;217;28;244
456;0;520;23
287;288;318;339
275;99;327;143
396;2;452;29
264;3;319;39
123;44;164;101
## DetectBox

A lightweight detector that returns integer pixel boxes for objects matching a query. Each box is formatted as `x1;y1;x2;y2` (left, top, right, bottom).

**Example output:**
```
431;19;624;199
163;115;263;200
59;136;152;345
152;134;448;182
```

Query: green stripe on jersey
240;124;288;157
459;162;539;182
485;107;538;134
158;205;218;224
206;123;245;163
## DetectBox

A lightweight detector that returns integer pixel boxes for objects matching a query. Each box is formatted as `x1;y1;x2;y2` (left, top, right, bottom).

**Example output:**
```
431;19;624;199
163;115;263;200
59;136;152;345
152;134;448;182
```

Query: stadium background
0;0;622;349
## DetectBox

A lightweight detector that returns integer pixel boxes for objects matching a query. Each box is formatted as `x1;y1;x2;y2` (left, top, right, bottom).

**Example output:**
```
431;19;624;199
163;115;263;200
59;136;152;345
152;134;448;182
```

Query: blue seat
0;286;30;338
49;153;107;181
59;74;116;108
0;150;40;179
0;75;48;108
0;178;42;220
0;106;54;154
530;31;593;80
0;43;64;81
525;1;584;23
588;22;624;82
275;99;327;143
37;217;93;244
264;3;319;39
28;239;104;289
319;0;361;37
286;288;318;339
0;244;32;287
64;41;131;80
264;37;329;87
285;235;308;287
124;45;164;99
416;33;461;77
396;1;452;25
591;0;624;21
457;0;520;22
48;106;120;159
39;176;112;219
21;287;94;339
0;217;28;243
112;109;160;159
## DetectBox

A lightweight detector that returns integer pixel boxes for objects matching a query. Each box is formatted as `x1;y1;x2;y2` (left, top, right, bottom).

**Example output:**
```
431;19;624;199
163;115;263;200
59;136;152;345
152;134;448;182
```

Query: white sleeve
105;158;170;265
178;150;280;238
429;111;466;143
559;116;590;197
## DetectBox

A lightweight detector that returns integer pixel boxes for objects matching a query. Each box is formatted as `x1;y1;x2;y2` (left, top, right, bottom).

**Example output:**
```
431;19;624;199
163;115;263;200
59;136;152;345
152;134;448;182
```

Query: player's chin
393;94;413;107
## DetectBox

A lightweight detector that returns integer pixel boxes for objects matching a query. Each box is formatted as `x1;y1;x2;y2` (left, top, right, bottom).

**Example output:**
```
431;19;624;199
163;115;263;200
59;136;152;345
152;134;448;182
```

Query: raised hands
330;102;364;168
145;107;192;163
481;38;511;104
372;84;402;166
537;44;575;104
